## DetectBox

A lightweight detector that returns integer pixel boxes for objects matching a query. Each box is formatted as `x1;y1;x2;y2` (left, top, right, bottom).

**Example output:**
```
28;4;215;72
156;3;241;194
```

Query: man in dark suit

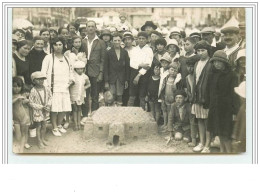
81;20;106;117
104;33;130;106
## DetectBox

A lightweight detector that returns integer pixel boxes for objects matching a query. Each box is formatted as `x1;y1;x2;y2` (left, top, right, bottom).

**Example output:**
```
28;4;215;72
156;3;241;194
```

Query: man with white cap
221;26;241;71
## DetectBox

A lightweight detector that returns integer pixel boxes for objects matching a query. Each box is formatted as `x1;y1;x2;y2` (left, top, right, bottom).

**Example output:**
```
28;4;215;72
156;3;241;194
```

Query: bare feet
38;142;45;149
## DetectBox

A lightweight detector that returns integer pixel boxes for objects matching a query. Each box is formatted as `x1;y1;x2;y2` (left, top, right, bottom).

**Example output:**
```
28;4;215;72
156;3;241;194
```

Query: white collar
211;38;217;47
84;34;99;41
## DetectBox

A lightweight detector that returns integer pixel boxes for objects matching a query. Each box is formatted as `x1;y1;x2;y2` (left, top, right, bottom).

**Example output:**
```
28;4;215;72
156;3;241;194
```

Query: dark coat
192;59;212;105
104;47;130;84
168;102;191;132
82;38;106;78
28;48;47;77
205;66;239;138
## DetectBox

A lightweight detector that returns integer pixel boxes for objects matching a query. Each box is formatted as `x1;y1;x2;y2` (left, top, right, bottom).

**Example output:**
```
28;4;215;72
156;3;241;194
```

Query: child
235;49;246;84
159;62;182;131
13;77;31;153
191;40;212;153
158;53;172;130
147;65;161;125
29;72;52;149
179;37;197;88
69;60;91;131
168;90;191;141
166;39;180;63
205;50;239;153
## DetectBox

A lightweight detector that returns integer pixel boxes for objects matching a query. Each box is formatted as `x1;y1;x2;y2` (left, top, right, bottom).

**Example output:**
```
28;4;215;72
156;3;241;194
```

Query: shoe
52;128;62;136
80;117;88;125
63;122;69;129
24;143;32;149
193;143;204;152
201;147;211;153
211;136;220;148
58;125;67;133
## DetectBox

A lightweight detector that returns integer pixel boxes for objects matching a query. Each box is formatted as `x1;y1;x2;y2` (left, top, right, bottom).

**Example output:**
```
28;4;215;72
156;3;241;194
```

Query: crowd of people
12;13;246;153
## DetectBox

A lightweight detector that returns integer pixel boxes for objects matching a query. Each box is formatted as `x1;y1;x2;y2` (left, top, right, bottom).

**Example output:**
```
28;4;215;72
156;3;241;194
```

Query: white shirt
130;44;153;75
195;60;208;84
84;35;99;60
224;43;240;57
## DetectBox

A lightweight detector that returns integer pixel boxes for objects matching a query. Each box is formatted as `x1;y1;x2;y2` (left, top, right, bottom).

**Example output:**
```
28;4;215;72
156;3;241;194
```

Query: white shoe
58;126;67;133
193;143;204;152
201;147;211;153
63;122;69;129
80;117;88;125
52;128;62;136
211;136;220;148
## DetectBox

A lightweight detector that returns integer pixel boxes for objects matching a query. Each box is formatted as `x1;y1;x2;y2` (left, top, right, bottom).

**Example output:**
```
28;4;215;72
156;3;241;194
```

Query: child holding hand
69;60;91;131
29;71;52;148
13;77;31;153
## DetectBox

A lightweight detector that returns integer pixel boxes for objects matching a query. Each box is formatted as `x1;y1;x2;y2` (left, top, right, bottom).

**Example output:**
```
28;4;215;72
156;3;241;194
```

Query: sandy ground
13;122;220;154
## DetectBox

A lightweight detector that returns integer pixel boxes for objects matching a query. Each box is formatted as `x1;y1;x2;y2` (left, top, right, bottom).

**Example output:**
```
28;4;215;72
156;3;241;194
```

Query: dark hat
186;55;200;66
174;90;187;98
137;31;149;39
100;29;112;39
221;26;240;34
210;50;230;65
141;21;157;31
194;40;211;53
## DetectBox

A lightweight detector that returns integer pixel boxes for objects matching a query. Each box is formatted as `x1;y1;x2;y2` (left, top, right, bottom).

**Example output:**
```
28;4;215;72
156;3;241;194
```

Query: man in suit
81;20;106;119
104;33;130;106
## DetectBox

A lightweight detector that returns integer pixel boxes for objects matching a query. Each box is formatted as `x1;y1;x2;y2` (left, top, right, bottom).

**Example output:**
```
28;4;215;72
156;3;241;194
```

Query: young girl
69;60;91;131
13;77;31;153
206;50;239;153
29;71;52;149
166;39;180;63
191;40;212;153
147;65;161;125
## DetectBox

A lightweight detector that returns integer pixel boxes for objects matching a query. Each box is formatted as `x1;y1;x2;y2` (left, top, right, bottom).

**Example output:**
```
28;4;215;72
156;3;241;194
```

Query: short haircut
86;20;97;27
33;36;45;43
184;37;196;45
79;27;86;33
112;32;123;40
155;38;167;47
50;36;67;53
58;27;68;35
67;22;77;30
137;31;148;39
39;28;49;36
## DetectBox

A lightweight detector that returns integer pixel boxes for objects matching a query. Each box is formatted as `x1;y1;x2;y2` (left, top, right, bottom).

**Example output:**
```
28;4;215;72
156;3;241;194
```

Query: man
81;20;106;119
200;27;225;57
238;21;246;49
127;31;153;110
104;33;130;106
39;28;51;54
221;26;241;71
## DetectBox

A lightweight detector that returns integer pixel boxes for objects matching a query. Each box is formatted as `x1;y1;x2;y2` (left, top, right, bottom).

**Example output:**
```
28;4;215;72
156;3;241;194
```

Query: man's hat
221;26;240;34
31;71;46;82
123;31;134;41
200;27;215;34
174;89;187;98
141;21;157;31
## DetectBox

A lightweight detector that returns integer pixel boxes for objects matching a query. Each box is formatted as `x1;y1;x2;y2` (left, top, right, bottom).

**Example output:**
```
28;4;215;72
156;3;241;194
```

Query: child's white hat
234;81;246;98
31;71;46;82
74;60;86;69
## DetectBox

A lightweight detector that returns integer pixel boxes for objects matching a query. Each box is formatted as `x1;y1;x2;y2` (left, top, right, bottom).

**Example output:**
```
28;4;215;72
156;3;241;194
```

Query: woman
13;39;32;86
41;36;74;136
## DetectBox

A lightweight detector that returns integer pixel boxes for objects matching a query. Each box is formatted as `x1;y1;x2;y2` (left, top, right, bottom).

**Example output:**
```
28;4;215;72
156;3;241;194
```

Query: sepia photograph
11;7;246;154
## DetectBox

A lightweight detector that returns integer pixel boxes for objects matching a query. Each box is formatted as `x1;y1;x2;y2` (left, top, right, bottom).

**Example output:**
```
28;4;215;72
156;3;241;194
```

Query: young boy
159;62;182;131
178;37;197;89
185;55;200;147
147;65;161;125
168;90;191;142
104;33;130;106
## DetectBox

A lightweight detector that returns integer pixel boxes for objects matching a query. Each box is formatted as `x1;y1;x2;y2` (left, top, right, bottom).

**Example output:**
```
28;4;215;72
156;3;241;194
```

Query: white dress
41;54;74;112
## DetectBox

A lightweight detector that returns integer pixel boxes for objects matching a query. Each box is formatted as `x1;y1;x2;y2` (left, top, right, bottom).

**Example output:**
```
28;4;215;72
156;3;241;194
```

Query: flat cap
221;26;240;34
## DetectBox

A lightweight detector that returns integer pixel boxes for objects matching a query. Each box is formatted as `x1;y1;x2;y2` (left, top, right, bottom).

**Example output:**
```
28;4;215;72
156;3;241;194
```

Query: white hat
74;61;86;69
31;71;46;82
234;81;246;98
166;39;179;48
235;49;246;61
